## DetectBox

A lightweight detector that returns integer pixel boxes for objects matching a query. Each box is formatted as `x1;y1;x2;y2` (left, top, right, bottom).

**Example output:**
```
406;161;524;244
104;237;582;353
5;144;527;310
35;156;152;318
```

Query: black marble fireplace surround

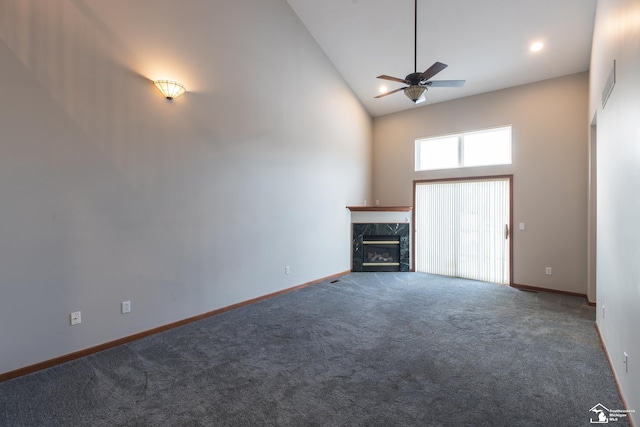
352;223;410;272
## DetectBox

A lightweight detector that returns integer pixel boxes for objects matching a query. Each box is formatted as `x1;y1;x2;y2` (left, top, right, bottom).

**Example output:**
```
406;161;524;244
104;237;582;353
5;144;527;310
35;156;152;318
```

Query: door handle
505;224;509;240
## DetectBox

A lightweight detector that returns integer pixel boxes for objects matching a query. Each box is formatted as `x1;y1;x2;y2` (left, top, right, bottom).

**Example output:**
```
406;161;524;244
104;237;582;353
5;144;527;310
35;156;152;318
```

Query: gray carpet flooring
0;272;629;426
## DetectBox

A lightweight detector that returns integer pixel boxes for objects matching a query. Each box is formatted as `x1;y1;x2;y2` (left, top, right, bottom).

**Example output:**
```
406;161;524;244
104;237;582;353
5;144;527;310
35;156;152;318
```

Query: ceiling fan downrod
414;0;417;74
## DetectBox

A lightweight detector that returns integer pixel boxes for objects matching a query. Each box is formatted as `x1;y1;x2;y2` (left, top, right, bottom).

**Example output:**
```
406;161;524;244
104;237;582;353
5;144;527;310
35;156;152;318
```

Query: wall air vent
602;60;616;109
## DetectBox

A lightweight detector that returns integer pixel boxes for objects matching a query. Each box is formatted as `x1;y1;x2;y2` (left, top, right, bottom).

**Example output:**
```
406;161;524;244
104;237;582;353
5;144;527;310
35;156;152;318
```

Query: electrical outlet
519;223;525;230
545;267;552;275
121;301;131;314
70;311;81;326
285;265;290;275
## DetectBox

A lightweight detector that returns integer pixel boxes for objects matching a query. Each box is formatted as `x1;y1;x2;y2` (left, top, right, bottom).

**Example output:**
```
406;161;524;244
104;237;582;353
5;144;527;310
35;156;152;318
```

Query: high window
415;126;512;171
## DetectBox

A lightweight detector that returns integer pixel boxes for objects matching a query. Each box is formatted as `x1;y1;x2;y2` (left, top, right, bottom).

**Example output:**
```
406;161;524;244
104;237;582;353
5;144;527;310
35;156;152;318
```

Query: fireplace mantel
346;206;412;212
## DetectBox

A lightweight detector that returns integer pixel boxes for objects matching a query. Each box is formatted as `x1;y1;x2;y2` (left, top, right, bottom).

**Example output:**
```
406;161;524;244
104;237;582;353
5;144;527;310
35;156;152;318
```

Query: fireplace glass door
362;235;400;272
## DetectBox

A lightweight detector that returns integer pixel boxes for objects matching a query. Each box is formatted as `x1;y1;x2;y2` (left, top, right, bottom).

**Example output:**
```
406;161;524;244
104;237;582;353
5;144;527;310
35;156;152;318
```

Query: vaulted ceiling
286;0;597;117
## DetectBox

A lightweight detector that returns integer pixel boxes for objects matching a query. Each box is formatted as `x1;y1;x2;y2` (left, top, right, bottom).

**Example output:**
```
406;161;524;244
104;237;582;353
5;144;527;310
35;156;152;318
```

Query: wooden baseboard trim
511;283;589;301
0;270;350;383
594;322;636;427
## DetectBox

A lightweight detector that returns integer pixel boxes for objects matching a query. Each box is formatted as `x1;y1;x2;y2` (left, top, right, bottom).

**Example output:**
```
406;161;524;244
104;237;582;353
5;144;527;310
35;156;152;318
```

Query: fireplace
352;223;410;272
362;235;401;271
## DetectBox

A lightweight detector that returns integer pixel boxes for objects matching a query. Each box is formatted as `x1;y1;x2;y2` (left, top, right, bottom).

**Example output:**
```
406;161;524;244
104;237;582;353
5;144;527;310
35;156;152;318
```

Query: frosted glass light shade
153;80;186;100
404;85;426;103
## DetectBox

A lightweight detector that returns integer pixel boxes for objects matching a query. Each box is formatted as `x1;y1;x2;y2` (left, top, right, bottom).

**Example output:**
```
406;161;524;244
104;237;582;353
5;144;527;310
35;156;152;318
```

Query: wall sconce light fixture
153;80;186;100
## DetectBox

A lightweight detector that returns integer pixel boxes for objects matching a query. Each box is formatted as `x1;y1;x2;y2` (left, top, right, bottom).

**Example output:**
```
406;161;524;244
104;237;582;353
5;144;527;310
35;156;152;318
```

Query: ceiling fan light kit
404;85;426;103
375;0;465;103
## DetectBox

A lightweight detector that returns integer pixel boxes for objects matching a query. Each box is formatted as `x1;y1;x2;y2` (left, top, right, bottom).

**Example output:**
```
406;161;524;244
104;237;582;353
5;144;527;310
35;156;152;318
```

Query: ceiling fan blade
420;62;448;81
374;86;407;98
425;80;466;87
377;75;407;83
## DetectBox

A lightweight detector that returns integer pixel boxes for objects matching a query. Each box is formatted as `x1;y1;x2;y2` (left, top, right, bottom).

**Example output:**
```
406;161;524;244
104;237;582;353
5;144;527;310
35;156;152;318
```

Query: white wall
0;0;372;375
589;0;640;419
373;73;589;295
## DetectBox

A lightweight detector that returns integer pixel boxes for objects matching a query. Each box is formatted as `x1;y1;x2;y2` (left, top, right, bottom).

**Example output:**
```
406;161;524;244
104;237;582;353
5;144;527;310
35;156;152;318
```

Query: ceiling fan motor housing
405;72;423;85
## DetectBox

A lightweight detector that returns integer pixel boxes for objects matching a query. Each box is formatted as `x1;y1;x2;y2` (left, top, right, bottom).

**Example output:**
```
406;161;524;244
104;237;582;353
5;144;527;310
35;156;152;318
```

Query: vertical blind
415;178;510;284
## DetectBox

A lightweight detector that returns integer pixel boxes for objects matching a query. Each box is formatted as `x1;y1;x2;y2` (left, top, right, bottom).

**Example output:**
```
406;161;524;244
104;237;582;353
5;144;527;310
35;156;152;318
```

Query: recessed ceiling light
379;85;388;93
530;42;544;52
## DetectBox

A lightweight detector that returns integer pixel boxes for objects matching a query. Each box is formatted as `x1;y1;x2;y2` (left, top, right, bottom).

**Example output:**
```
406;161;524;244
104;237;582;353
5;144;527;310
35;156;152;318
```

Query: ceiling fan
375;0;465;103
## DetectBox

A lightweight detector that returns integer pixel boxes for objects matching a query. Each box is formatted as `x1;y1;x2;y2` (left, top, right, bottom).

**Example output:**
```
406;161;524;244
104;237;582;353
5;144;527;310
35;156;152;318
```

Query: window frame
415;125;512;171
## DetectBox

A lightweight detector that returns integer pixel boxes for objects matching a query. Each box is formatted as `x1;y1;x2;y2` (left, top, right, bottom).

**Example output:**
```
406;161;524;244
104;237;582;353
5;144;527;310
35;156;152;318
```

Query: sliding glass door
414;176;512;285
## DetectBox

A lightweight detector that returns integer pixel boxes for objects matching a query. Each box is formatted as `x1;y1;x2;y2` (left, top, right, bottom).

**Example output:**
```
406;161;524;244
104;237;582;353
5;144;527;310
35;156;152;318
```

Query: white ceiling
286;0;597;117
